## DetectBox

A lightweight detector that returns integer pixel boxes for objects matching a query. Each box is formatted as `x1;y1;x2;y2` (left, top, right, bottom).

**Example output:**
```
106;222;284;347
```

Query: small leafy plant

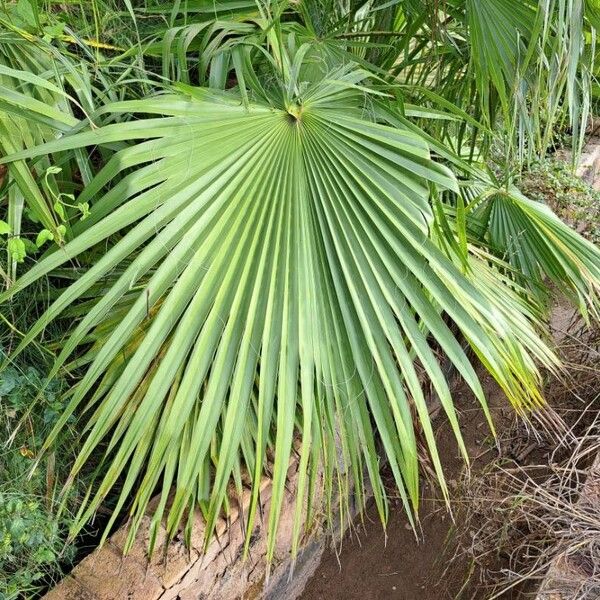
0;364;78;600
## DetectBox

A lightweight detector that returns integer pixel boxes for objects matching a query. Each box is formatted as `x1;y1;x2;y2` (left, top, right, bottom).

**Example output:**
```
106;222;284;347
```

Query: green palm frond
330;0;595;164
0;57;565;560
466;176;600;317
465;0;594;161
0;34;90;282
0;37;74;234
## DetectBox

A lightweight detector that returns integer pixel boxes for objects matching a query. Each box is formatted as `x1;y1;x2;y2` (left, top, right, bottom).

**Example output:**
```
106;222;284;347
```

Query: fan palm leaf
0;56;566;560
465;176;600;316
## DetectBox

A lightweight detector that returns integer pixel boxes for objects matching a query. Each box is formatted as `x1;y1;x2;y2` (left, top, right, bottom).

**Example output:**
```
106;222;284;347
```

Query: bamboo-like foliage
0;0;599;563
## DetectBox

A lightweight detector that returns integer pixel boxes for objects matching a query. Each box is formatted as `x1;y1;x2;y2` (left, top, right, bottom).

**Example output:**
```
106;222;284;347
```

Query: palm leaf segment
1;65;557;560
463;170;600;317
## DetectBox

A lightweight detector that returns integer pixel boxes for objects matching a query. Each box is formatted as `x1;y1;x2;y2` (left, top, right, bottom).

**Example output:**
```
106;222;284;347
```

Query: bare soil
301;371;515;600
302;299;596;600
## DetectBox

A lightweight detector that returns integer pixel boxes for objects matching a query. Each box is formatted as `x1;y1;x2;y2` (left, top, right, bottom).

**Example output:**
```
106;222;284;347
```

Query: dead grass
448;316;600;599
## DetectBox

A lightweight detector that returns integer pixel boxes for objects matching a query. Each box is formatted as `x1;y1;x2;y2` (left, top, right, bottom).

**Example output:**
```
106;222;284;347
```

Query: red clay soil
301;372;516;600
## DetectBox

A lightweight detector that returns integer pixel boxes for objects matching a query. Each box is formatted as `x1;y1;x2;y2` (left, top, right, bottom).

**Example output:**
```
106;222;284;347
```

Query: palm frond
466;175;600;317
0;57;564;559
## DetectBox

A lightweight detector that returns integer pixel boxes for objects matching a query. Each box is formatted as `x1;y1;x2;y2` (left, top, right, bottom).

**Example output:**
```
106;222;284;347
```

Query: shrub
520;159;600;244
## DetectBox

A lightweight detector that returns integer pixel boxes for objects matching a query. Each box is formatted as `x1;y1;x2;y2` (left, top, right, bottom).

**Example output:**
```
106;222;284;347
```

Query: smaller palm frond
464;173;600;318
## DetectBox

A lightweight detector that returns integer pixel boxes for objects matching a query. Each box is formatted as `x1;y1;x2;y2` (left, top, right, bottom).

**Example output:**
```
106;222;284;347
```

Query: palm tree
0;0;599;563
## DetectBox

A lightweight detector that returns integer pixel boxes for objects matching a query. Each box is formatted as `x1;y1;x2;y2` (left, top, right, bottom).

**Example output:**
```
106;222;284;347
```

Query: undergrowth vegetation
520;159;600;245
0;359;80;599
